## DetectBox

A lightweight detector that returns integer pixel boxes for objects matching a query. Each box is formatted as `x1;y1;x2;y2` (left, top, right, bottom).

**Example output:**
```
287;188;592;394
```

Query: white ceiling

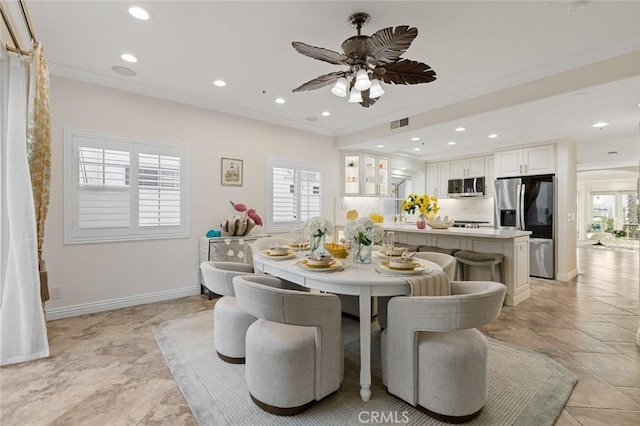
5;0;640;171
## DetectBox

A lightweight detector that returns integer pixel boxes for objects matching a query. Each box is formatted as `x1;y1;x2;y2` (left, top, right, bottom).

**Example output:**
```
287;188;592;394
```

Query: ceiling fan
291;12;437;108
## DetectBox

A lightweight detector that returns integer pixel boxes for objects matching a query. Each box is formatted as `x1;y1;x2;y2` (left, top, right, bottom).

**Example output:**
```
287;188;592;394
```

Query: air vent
607;151;618;155
390;117;409;129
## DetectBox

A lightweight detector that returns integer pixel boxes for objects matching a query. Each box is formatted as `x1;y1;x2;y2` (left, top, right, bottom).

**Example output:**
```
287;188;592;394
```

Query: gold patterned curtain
26;43;51;304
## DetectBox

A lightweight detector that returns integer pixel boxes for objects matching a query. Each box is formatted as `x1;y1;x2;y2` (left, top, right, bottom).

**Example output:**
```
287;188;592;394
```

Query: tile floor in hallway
0;245;638;425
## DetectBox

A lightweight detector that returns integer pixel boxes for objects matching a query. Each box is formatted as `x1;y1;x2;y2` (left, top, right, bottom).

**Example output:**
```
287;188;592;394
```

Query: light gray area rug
154;310;577;426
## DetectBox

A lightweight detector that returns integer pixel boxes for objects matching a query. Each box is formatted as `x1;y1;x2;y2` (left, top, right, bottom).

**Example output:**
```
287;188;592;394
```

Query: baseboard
45;286;201;321
556;269;578;282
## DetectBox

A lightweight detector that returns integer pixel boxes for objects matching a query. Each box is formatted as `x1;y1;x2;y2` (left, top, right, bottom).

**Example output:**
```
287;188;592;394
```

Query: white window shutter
266;157;323;233
64;129;190;243
138;153;181;227
272;166;296;223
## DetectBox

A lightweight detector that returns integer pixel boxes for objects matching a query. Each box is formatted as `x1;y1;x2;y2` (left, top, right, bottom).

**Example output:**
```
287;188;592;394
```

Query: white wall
45;77;338;318
556;139;578;281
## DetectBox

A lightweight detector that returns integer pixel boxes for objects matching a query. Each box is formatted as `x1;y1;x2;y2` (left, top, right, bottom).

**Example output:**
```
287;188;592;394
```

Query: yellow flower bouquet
402;193;440;218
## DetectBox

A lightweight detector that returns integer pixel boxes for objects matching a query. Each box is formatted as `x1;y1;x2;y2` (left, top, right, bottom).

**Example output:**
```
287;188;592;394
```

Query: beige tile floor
0;245;638;425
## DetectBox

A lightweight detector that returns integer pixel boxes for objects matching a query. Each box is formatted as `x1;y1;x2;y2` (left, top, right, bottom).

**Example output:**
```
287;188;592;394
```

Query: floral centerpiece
344;217;384;264
220;201;263;236
303;216;333;254
402;193;439;228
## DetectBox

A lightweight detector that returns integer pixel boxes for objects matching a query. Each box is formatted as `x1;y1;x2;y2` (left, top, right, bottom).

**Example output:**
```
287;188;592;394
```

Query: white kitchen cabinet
426;163;438;196
450;156;485;179
425;161;450;198
495;145;555;178
484;155;495;197
342;152;390;197
438;161;450;199
514;237;530;295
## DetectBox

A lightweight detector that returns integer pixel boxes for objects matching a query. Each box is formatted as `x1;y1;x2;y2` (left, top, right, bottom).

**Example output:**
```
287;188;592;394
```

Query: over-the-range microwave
447;177;485;197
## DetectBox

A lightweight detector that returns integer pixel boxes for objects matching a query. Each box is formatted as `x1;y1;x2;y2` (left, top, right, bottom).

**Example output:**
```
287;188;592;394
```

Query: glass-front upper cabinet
343;154;360;195
342;152;390;197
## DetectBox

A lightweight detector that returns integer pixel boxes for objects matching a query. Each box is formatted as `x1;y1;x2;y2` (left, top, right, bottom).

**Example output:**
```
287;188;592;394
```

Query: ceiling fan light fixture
369;79;385;98
291;12;436;108
348;87;363;103
354;69;371;91
331;77;348;97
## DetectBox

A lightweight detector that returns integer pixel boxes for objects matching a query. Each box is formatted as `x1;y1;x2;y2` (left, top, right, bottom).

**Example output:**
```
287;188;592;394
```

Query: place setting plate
295;259;344;272
374;251;407;260
376;260;430;276
261;249;297;260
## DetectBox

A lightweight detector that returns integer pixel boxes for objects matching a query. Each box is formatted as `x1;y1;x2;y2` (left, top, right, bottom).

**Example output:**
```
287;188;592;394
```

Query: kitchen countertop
381;224;531;239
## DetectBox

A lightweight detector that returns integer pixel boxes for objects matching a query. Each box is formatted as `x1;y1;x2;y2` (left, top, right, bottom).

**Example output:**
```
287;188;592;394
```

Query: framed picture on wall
221;157;243;186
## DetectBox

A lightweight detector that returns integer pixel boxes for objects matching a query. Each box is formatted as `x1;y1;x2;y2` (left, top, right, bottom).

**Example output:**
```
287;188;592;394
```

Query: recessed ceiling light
591;122;609;128
488;133;499;139
213;80;226;87
455;126;466;132
275;98;286;104
321;111;331;117
607;151;618;155
128;6;151;20
120;53;137;63
111;66;137;77
305;116;318;122
411;137;420;141
447;141;456;145
414;148;421;152
376;144;384;148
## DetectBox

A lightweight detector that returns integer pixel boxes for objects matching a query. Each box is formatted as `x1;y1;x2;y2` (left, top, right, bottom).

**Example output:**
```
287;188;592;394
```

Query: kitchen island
382;224;532;306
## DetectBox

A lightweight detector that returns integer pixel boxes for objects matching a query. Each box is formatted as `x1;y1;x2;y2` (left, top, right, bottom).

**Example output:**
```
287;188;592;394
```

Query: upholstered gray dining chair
377;252;456;330
382;281;506;422
234;274;343;415
199;261;255;363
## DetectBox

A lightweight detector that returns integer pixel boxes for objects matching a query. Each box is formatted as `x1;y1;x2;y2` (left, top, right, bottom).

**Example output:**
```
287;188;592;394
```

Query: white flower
344;218;384;245
303;216;334;237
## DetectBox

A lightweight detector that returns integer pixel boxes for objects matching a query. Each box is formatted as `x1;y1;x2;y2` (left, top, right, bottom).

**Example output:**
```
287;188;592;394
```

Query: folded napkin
404;270;451;296
378;270;452;329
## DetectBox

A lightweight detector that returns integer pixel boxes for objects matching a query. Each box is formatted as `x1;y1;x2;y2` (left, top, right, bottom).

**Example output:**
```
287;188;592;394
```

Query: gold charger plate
295;259;344;272
378;260;429;275
261;250;296;260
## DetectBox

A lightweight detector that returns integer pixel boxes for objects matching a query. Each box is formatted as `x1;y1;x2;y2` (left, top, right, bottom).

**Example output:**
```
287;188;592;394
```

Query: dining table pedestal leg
359;287;372;402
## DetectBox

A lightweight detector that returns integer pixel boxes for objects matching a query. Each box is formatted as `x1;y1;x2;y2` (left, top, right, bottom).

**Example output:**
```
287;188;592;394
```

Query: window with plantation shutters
65;130;190;243
267;157;323;233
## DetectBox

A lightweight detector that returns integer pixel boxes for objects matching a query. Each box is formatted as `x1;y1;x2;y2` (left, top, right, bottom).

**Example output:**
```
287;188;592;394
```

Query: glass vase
353;238;372;264
309;233;326;254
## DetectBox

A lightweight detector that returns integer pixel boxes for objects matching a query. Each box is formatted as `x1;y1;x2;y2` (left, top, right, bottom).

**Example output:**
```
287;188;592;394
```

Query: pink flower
248;209;263;226
230;200;247;212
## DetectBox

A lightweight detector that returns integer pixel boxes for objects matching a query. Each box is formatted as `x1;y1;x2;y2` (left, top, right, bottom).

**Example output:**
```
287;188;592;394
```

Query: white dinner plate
295;259;344;272
261;250;297;260
376;260;430;275
288;242;310;249
375;251;408;260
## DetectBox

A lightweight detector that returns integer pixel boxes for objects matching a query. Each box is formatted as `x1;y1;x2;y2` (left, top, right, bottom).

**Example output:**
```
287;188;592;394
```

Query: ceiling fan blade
359;89;378;108
292;71;346;92
379;59;437;85
292;41;349;65
362;26;418;65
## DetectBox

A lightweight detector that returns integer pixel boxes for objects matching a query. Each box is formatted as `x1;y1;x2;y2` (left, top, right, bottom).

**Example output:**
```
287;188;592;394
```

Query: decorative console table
198;234;270;297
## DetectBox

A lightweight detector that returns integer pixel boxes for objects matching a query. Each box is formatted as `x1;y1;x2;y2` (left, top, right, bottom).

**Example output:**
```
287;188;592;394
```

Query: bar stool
454;251;504;282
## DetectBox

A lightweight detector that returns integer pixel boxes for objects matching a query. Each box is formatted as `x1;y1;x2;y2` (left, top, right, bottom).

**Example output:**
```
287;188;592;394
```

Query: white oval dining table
252;252;442;402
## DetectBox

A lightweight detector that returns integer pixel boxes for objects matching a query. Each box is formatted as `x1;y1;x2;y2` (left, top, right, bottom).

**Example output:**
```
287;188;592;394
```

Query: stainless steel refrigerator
495;175;555;279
